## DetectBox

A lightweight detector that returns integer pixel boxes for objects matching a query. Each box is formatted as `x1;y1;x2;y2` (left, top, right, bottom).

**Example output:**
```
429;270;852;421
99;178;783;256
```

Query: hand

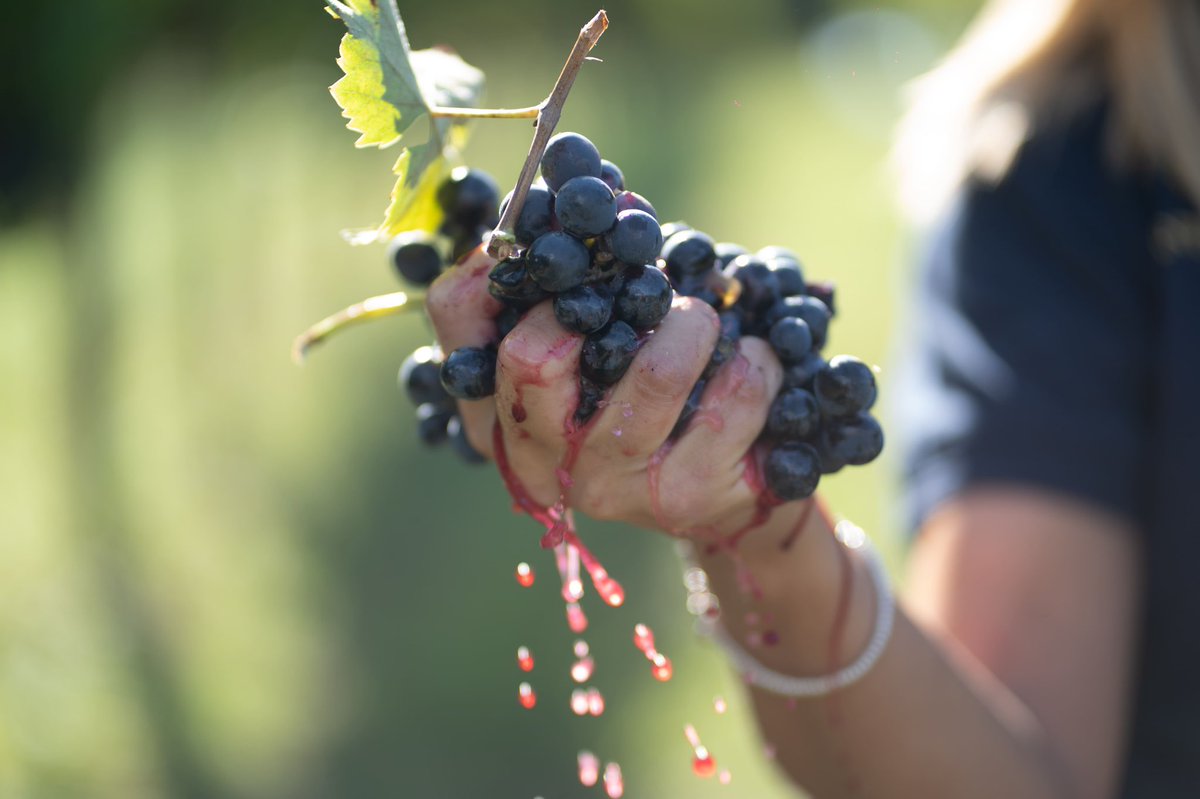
425;247;789;540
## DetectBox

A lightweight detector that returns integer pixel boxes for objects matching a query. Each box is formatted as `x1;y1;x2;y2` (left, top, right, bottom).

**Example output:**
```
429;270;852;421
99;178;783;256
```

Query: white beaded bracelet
696;520;895;698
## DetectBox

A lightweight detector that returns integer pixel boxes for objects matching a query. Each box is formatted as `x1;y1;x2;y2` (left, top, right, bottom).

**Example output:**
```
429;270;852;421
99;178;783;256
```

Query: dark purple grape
782;352;827;391
496;305;522;339
714;242;749;269
615;191;657;219
554;176;617;238
662;230;716;283
614;264;673;330
488;258;551;309
416;402;454;445
764;252;806;297
436;168;500;230
659;221;692;243
388;231;443;286
765;442;822;501
724;255;782;317
607;210;663;266
768;317;813;365
671;380;707;438
806;281;837;316
581;321;639;385
821;413;884;466
702;335;737;379
574;376;607;424
440;346;497;399
540;132;602;192
813;355;877;417
600;159;625;192
765;295;831;349
554;285;613;334
446;224;488;263
400;347;449;405
526;231;591;292
501;186;556;245
765;388;820;441
448;415;488;464
718;310;743;340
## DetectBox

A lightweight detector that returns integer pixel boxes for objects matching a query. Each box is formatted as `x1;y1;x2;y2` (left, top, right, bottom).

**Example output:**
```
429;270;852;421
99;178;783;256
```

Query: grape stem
291;291;424;364
486;9;610;260
429;105;541;120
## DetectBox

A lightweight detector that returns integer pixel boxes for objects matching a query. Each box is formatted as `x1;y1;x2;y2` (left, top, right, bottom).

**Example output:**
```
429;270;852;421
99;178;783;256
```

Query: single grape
607;210;663;266
541;132;602;192
615;191;657;219
488;258;551;309
671;380;707;438
813;355;877;417
714;242;749;269
581;321;639;385
554;285;613;334
765;442;822;501
768;317;813;365
400;346;449;405
764;388;820;441
806;280;837;316
388;230;444;286
555;176;617;238
724;255;782;317
820;413;884;466
436;167;500;230
765;295;831;349
662;230;717;283
440;346;497;399
501;185;556;245
448;415;488;464
416;402;454;446
763;251;806;297
781;352;827;391
600;159;625;192
526;231;591;292
614;264;673;330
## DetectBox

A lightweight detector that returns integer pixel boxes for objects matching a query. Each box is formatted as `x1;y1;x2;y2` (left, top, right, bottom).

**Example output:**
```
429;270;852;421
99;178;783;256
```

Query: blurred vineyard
0;2;977;797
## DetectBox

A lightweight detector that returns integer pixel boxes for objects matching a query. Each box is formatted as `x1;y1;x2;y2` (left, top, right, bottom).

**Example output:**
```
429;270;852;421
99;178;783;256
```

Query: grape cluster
393;167;503;463
394;132;883;497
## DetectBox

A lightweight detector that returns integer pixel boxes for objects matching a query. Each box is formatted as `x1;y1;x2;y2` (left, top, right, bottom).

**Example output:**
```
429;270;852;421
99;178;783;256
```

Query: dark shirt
899;100;1200;795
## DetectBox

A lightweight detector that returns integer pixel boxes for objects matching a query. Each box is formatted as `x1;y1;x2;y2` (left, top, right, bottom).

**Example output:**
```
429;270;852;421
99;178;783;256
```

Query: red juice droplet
565;531;625;607
713;696;727;715
719;769;732;785
587;687;605;716
651;653;673;682
633;623;655;653
603;762;624;798
517;646;534;673
573;639;590;658
570;656;595;684
566;603;588;633
518;682;536;710
570;688;589;716
515;562;535;588
578;751;600;787
692;749;717;779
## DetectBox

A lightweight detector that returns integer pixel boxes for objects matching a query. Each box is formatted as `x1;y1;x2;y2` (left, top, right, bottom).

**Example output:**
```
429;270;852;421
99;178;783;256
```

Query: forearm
695;501;1073;798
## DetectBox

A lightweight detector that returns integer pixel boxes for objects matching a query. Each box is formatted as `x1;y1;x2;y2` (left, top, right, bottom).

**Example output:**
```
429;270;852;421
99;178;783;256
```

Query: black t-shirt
898;100;1200;795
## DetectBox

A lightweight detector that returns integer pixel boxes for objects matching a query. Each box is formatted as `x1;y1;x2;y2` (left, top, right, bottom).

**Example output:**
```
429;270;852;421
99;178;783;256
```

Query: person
425;0;1200;795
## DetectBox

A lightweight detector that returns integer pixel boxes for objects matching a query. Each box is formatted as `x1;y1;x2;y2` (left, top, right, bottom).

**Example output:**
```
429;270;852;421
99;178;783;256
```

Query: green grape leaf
326;0;485;241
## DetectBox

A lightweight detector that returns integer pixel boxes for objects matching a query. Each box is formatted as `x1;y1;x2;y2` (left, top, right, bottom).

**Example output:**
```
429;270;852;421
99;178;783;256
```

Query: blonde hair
895;0;1200;225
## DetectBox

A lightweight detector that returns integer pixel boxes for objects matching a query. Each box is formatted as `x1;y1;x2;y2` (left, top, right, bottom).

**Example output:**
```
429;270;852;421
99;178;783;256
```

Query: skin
428;249;1143;799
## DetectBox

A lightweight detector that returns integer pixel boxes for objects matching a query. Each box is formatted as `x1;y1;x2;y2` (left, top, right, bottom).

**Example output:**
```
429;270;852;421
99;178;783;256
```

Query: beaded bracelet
695;520;895;698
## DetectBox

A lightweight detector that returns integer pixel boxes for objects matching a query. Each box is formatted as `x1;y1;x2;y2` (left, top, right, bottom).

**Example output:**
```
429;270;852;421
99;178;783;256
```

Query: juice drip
645;440;675;532
631;623;673;681
514;562;535;587
603;762;624;798
577;751;600;787
518;682;536;710
570;656;595;683
684;724;717;778
563;530;624;607
517;646;534;673
566;603;588;633
587;687;606;716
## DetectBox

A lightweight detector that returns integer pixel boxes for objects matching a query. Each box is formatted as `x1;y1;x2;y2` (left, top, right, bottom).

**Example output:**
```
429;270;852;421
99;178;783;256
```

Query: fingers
425;246;503;456
585;296;720;461
494;302;584;503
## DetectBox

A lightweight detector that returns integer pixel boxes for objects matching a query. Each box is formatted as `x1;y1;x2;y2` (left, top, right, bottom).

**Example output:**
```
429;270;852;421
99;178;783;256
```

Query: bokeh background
1;1;981;797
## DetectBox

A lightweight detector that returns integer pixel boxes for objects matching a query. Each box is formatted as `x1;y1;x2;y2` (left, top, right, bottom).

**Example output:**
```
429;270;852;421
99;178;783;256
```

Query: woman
426;0;1200;794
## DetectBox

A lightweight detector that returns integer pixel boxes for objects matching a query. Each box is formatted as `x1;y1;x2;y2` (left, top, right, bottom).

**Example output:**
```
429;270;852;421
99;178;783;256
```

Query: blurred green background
0;1;980;797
